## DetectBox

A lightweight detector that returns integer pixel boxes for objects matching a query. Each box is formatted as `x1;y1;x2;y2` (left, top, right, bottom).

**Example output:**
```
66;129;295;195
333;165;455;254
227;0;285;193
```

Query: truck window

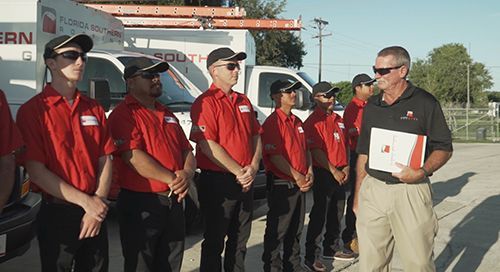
78;57;126;108
258;73;300;108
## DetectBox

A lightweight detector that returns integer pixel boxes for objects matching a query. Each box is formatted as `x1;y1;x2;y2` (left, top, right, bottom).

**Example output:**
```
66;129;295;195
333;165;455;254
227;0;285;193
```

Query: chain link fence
443;102;500;142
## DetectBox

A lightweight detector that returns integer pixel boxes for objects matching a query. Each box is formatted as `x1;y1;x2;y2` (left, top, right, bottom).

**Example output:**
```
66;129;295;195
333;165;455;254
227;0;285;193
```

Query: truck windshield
297;72;317;87
118;57;195;108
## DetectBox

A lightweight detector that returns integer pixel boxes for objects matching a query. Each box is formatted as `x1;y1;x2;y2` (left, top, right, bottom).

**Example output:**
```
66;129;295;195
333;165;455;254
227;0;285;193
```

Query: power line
312;17;331;82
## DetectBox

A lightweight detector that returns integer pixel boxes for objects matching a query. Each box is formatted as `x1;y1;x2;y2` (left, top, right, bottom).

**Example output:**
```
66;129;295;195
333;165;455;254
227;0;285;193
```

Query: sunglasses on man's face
280;89;297;94
53;50;87;62
372;65;402;76
214;62;240;71
317;92;335;99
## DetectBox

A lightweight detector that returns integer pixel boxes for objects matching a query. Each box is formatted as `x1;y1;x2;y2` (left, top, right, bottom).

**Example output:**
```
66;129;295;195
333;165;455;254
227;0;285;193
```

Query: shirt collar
351;96;367;107
375;81;416;106
275;107;296;123
208;83;239;101
312;106;340;120
42;84;85;106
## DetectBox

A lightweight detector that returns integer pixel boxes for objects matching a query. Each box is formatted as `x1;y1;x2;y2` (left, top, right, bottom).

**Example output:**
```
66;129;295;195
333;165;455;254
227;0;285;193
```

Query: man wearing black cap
354;46;452;271
339;73;375;256
17;34;115;272
261;79;313;272
190;47;262;271
108;57;195;272
303;82;350;271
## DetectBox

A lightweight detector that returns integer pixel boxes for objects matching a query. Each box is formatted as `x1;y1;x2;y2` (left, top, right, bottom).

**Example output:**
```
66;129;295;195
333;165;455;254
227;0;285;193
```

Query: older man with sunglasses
303;82;350;271
261;79;313;272
353;46;453;271
16;34;115;272
190;47;262;272
108;57;195;272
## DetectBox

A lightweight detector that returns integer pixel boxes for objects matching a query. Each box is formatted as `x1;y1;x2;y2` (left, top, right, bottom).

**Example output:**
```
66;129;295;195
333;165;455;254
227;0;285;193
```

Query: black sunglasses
372;65;402;75
214;62;240;71
53;50;87;62
317;92;335;99
281;88;297;94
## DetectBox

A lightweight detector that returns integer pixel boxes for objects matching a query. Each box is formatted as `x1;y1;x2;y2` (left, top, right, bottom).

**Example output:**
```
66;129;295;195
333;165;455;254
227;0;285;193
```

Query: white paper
369;127;427;173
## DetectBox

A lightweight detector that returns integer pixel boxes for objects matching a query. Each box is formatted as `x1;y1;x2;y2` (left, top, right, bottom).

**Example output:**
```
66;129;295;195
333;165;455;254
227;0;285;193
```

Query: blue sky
282;0;500;91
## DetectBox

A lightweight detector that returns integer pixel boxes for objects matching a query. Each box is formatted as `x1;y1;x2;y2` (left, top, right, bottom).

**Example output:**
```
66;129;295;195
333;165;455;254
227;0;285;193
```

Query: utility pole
312;18;331;82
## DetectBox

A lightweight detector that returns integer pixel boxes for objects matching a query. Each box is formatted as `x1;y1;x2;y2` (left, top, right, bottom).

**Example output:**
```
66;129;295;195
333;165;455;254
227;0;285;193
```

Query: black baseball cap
43;33;93;60
351;73;375;88
206;47;246;69
123;57;169;80
270;80;302;95
312;81;340;97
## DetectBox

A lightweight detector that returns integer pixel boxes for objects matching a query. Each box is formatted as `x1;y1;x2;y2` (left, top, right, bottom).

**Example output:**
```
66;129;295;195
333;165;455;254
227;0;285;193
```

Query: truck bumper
0;192;42;263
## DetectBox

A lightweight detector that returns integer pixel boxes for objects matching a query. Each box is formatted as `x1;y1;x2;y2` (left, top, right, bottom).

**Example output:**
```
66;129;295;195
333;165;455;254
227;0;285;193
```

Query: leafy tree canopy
409;43;492;106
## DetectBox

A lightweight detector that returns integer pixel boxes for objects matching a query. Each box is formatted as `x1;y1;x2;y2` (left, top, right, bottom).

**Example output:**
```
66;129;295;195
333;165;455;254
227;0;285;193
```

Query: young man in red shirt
190;47;262;272
261;80;313;272
303;82;350;271
108;57;195;272
0;90;23;213
16;34;115;272
340;73;375;255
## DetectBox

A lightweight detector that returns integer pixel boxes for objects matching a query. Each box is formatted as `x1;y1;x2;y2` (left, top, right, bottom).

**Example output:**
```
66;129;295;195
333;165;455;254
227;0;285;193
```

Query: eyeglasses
372;65;402;75
316;92;335;99
214;62;240;71
132;71;160;80
53;50;87;62
280;89;296;94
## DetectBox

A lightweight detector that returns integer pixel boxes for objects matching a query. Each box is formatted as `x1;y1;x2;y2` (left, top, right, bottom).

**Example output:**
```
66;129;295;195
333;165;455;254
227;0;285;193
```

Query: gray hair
377;46;411;70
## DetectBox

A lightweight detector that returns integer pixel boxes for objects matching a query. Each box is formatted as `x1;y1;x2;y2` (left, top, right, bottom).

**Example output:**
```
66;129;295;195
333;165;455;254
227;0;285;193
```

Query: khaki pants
356;175;438;272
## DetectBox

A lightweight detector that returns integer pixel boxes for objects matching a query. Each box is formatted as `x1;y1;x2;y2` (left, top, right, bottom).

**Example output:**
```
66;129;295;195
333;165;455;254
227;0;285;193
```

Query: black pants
198;170;253;272
37;201;109;272
262;175;305;272
342;151;358;244
305;167;346;262
117;189;185;272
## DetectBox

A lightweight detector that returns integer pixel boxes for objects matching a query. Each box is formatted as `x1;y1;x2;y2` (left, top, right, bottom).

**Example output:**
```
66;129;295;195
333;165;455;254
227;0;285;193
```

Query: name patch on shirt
239;105;251;113
298;127;304;133
80;115;99;126
164;116;178;124
338;122;345;129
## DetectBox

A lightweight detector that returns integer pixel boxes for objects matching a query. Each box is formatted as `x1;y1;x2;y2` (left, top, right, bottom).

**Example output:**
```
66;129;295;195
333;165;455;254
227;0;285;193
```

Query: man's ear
45;58;57;71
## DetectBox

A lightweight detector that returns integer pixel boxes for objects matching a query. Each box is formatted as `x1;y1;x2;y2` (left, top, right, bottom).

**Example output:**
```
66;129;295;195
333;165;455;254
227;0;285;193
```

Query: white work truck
123;28;346;123
0;0;204;261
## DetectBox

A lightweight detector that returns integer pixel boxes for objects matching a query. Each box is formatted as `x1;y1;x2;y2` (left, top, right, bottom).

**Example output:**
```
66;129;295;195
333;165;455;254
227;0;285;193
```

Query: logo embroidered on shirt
239;105;251;113
164;116;178;124
338;122;345;129
334;132;340;142
400;111;418;121
80;115;99;126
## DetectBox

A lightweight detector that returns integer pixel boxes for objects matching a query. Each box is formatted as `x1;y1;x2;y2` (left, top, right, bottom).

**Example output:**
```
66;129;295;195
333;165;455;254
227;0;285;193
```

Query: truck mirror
89;79;111;112
294;88;311;110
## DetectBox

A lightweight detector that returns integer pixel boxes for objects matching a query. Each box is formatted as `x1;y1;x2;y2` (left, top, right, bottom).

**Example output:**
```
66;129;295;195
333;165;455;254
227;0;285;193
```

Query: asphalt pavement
1;143;499;272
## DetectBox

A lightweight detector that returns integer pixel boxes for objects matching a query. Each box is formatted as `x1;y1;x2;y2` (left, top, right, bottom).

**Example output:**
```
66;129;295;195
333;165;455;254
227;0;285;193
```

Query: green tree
409;43;492;106
331;81;352;106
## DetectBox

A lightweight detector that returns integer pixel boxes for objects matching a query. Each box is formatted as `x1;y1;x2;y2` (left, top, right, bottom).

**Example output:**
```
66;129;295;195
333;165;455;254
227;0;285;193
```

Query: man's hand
171;170;192;202
332;168;346;185
392;163;425;183
79;212;103;240
296;172;313;192
237;165;257;192
80;195;109;222
341;166;350;184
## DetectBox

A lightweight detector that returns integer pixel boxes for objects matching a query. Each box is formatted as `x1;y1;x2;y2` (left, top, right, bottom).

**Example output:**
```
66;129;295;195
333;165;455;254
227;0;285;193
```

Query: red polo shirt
343;97;367;151
0;90;23;156
16;84;115;194
261;109;308;181
304;107;348;168
108;95;193;193
190;84;260;172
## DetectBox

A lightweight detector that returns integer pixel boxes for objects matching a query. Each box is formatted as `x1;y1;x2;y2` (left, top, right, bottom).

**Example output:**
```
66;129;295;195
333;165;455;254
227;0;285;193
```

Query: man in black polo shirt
353;46;453;272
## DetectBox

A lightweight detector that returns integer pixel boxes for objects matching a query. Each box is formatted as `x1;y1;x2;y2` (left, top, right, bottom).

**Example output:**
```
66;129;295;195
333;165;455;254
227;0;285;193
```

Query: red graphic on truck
41;6;56;34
